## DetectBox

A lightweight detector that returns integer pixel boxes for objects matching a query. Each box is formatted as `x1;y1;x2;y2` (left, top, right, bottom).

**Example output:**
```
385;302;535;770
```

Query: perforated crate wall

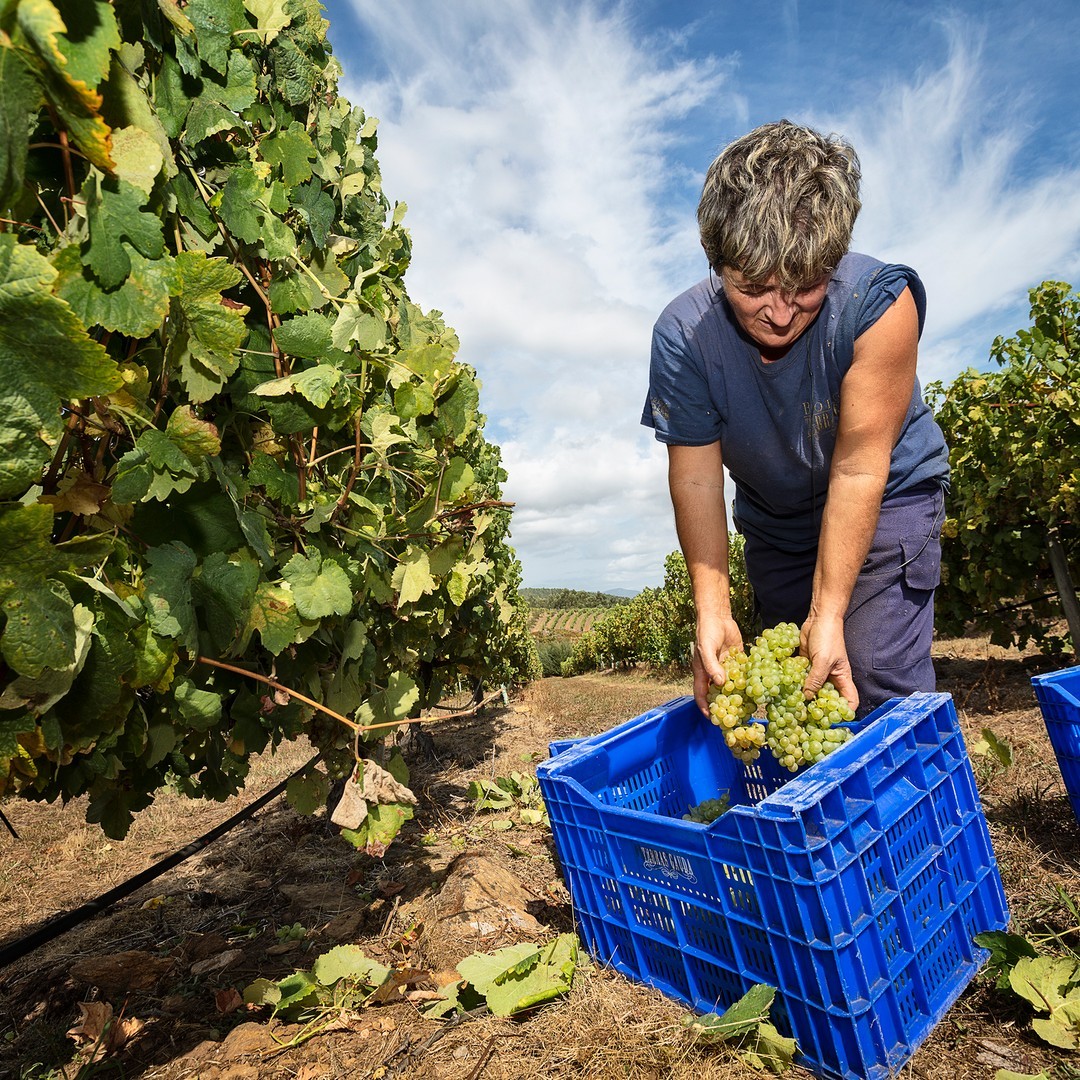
1031;664;1080;824
537;693;1008;1080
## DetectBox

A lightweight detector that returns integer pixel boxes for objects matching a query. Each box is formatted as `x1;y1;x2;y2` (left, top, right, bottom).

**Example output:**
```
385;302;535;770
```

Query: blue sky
322;0;1080;591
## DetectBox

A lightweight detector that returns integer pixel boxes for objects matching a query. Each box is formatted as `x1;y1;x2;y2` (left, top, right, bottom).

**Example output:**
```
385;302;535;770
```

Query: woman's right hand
692;615;744;716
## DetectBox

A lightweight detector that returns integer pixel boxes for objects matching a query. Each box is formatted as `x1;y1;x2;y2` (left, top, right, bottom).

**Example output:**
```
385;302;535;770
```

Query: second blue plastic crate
1031;664;1080;824
537;692;1009;1080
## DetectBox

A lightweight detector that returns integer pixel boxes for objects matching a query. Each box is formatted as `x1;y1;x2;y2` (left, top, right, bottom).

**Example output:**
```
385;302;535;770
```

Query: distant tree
562;540;754;674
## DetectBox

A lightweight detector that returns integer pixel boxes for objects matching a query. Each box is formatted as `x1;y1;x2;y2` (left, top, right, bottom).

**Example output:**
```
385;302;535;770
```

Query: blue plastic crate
1031;665;1080;824
537;692;1008;1080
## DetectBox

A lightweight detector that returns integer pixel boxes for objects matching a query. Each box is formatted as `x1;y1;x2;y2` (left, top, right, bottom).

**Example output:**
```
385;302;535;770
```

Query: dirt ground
1;633;1078;1080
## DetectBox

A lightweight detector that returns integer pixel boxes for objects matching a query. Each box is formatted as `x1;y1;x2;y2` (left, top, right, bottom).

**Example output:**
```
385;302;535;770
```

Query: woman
642;120;949;719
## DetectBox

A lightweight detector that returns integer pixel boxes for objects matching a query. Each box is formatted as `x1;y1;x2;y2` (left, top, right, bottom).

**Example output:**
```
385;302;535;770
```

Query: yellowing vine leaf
242;0;292;44
393;547;434;607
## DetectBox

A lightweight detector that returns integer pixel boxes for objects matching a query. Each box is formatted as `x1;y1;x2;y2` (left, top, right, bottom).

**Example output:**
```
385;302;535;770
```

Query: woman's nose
765;293;798;323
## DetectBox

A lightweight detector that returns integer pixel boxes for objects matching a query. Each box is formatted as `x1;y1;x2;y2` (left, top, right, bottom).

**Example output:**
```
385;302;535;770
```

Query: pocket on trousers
900;532;941;592
871;533;941;671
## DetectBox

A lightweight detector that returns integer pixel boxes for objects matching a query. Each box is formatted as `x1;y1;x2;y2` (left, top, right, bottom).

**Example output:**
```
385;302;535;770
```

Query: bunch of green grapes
682;792;731;824
706;623;854;772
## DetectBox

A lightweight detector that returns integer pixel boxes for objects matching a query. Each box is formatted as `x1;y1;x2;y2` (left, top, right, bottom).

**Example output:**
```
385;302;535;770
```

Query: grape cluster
682;793;731;824
706;623;854;772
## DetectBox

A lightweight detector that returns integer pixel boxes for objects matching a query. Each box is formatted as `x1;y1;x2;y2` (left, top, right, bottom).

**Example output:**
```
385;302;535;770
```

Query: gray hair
698;120;862;290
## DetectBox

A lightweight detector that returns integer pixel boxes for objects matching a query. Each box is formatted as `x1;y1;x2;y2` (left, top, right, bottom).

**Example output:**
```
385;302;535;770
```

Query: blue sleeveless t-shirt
641;252;950;553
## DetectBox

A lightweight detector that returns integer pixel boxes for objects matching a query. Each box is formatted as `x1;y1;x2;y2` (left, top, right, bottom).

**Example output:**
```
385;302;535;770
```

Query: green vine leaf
281;550;353;620
0;235;121;498
81;171;165;289
47;0;121;92
142;542;199;654
0;603;93;716
272;312;333;359
173;676;222;731
166;251;248;402
186;0;249;75
0;40;40;205
393;547;434;607
15;0;115;170
261;120;317;186
53;244;174;338
247;582;301;655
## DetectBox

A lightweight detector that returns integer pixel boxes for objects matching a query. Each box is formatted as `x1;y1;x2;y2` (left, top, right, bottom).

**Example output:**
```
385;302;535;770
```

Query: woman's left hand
800;613;858;712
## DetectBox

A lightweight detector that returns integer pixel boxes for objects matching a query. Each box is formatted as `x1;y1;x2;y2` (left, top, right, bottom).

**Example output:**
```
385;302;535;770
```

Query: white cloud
830;25;1080;366
334;0;730;589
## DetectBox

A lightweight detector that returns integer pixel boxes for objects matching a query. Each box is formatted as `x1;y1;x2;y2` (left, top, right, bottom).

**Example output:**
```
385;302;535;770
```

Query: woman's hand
693;614;744;716
800;613;858;712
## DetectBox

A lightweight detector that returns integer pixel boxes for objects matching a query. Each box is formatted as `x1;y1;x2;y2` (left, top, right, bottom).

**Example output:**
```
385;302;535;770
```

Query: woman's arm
801;286;920;709
667;442;744;714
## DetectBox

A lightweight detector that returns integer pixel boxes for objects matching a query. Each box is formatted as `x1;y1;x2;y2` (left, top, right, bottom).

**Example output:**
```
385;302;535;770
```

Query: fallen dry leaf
214;987;244;1015
974;1038;1031;1072
67;1001;144;1056
190;948;245;976
265;941;302;956
68;1002;113;1046
367;966;429;1005
405;989;446;1003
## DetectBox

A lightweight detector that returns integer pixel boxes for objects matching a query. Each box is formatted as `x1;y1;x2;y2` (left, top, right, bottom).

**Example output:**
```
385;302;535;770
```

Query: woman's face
720;268;831;357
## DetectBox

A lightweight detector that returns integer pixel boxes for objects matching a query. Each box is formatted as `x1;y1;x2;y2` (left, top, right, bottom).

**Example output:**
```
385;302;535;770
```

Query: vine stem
34;190;63;236
329;413;363;521
41;410;81;495
307;444;355;468
0;216;44;232
195;657;505;736
196;657;431;735
56;127;77;224
197;656;360;732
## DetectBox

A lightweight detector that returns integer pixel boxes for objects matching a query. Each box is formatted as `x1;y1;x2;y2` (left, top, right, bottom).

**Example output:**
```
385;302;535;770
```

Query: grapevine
0;0;541;846
707;623;854;772
924;280;1080;653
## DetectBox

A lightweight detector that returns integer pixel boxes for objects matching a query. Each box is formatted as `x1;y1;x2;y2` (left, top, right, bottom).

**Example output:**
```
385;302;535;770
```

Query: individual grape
705;622;856;773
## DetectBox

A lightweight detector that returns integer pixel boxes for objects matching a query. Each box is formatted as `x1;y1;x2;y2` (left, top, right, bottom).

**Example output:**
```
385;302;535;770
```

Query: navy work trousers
740;484;945;718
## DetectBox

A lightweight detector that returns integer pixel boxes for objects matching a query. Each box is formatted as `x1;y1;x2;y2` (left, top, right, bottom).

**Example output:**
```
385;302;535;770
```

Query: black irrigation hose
0;754;319;971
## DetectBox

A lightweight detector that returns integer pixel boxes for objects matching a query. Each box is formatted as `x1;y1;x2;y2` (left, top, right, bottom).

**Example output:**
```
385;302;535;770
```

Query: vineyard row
529;608;607;635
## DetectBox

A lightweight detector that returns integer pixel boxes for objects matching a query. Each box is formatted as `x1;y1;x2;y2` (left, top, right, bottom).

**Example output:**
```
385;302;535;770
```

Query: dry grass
0;738;315;935
0;638;1077;1080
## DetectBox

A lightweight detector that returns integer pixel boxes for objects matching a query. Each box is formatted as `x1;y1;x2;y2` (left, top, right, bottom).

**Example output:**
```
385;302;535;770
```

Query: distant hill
520;587;633;609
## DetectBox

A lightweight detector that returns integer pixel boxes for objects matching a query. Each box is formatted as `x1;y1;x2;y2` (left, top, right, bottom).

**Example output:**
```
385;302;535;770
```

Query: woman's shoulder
832;251;893;287
832;253;927;338
834;252;924;293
